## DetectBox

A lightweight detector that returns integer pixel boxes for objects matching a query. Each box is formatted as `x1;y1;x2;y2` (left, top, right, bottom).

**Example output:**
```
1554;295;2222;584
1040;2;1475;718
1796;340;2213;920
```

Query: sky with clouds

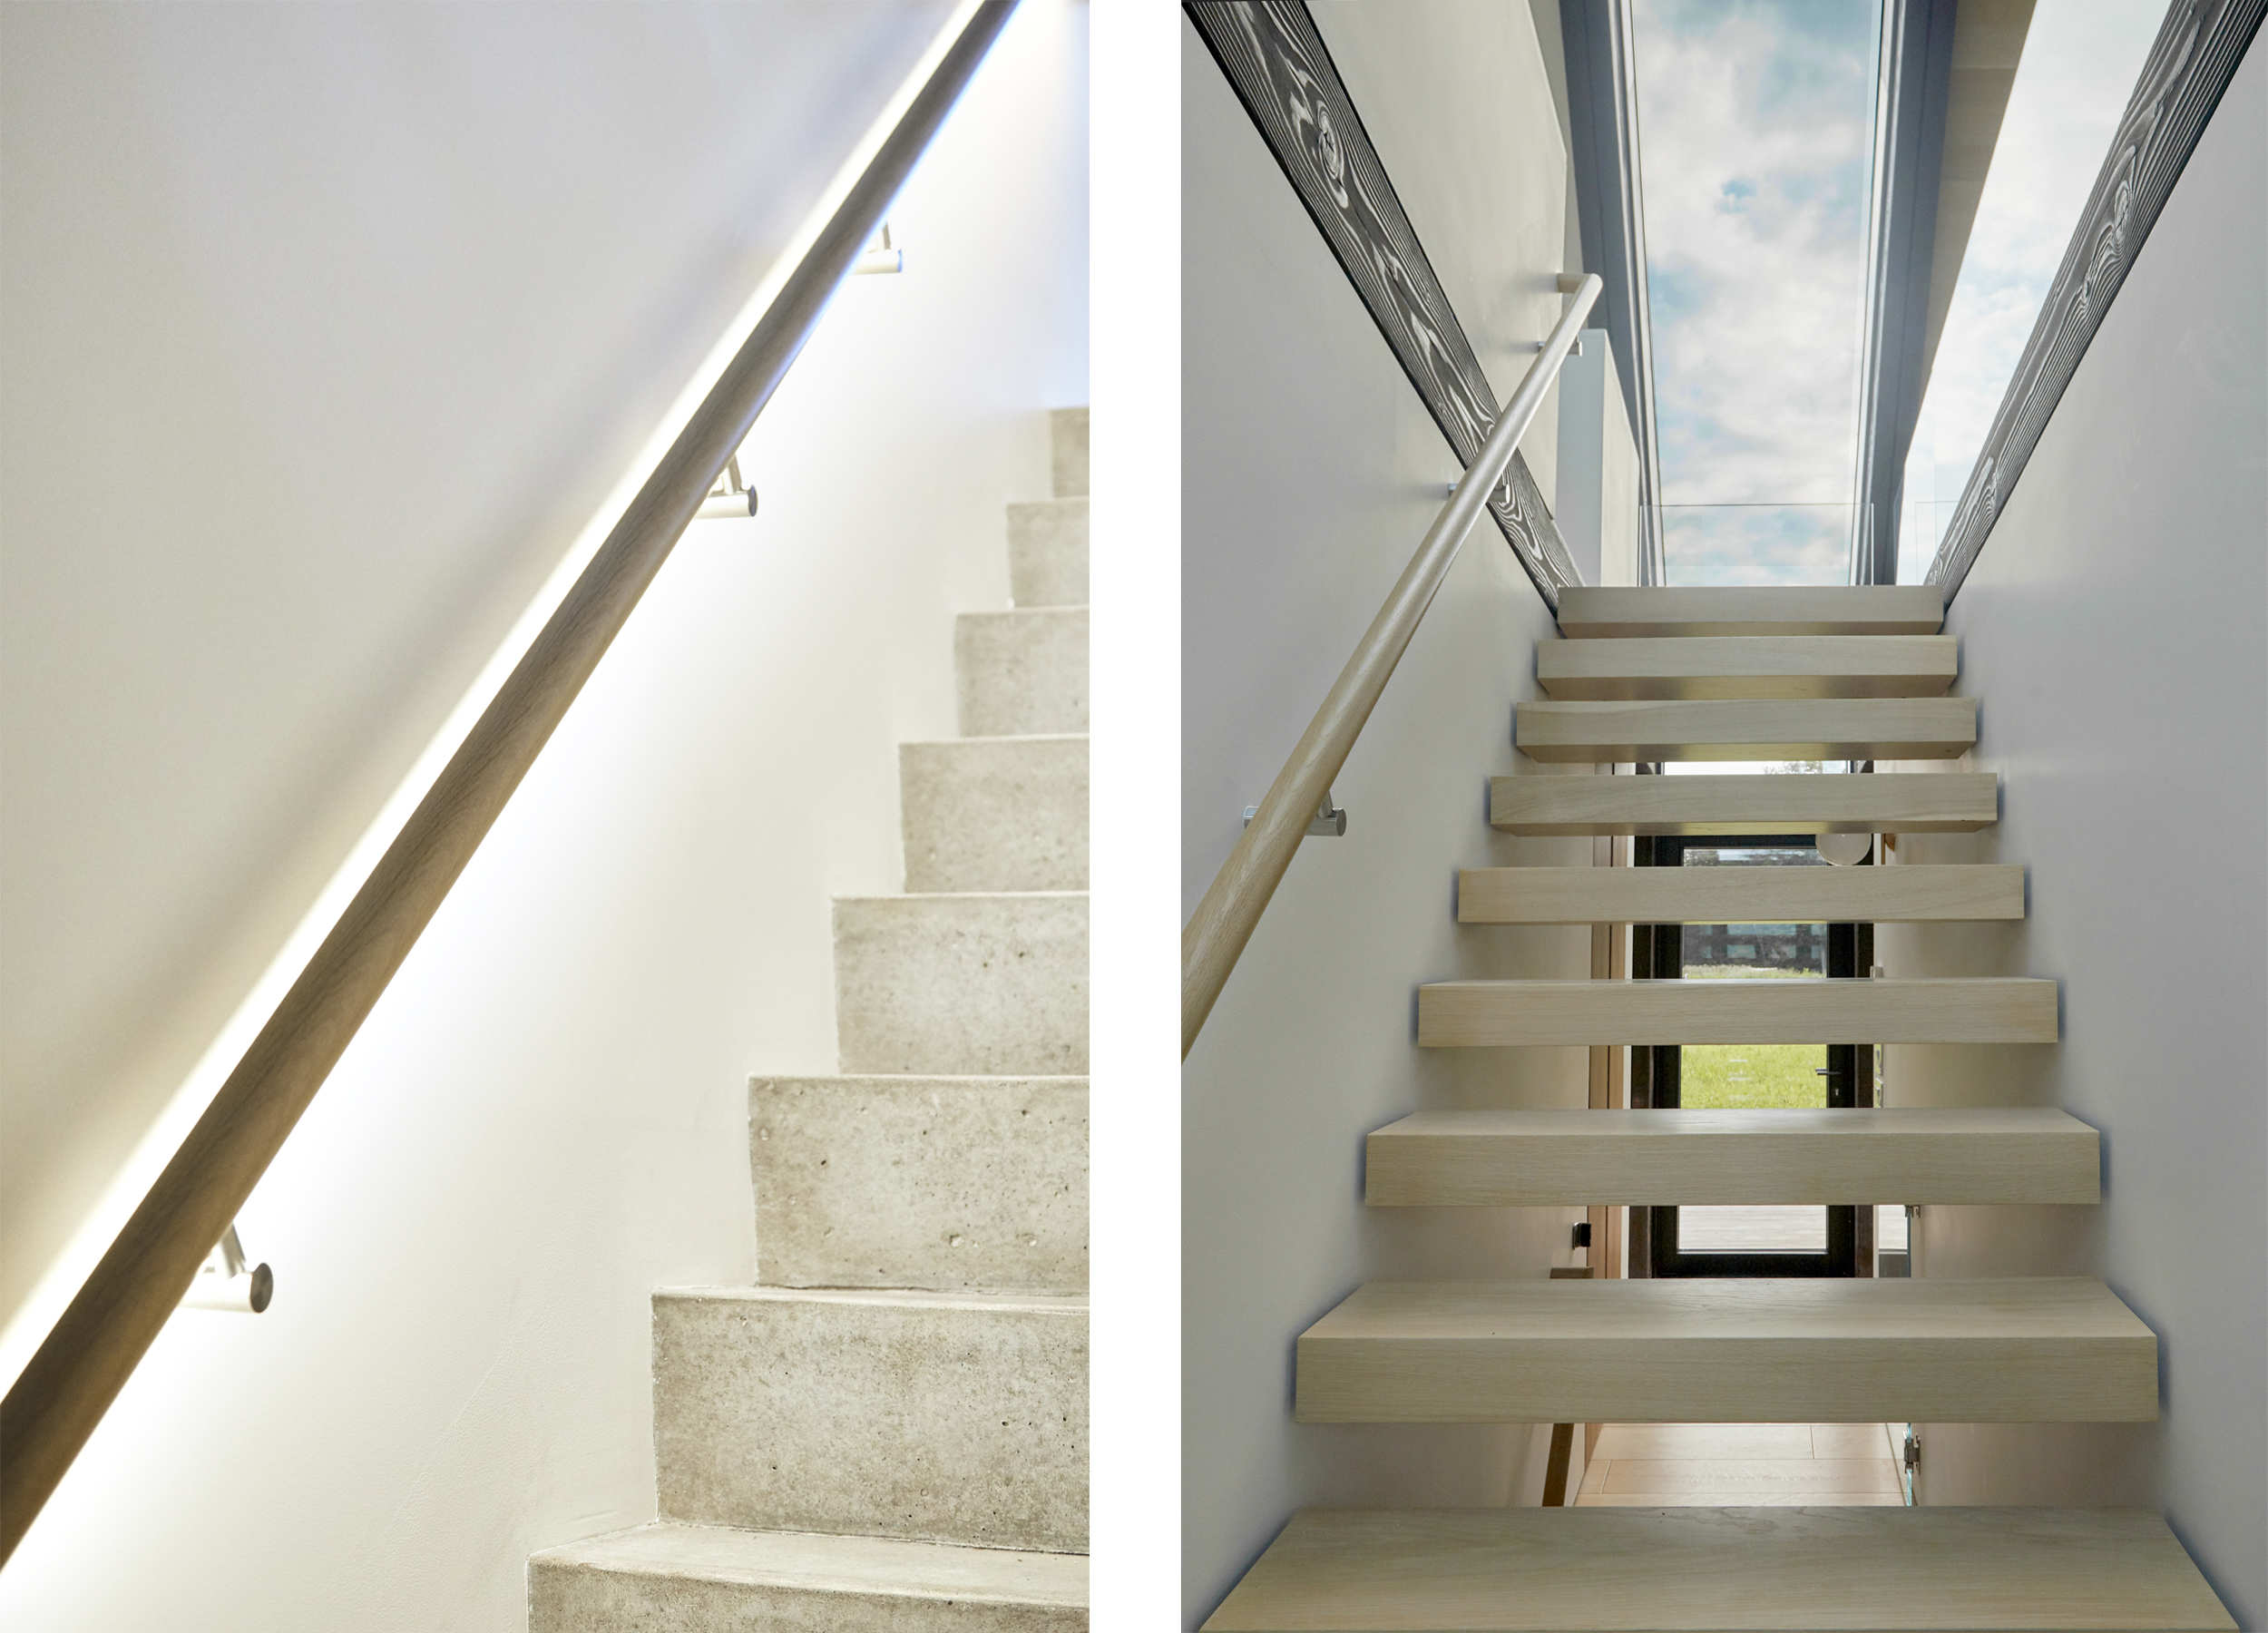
1895;1;2166;582
1631;0;1879;587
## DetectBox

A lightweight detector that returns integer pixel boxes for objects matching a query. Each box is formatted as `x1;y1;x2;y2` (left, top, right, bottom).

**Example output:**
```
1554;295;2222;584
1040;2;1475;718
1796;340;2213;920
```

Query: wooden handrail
0;0;1018;1566
1180;274;1602;1058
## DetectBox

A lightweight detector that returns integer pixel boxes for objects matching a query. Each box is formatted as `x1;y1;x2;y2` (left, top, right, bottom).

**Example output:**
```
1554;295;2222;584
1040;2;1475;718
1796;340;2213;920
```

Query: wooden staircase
1204;587;2234;1630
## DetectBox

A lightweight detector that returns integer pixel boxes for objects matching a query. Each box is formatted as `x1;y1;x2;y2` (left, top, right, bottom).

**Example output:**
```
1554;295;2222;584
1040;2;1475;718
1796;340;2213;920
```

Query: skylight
1630;0;1880;588
1895;2;2165;583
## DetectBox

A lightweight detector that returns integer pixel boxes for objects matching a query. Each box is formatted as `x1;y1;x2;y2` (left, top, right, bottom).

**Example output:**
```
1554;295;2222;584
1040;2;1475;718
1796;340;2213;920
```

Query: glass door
1634;834;1868;1278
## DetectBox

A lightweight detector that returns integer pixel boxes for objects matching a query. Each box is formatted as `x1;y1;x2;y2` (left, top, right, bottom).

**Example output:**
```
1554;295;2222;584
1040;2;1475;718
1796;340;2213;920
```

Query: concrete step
531;1521;1088;1631
1009;498;1088;608
901;736;1087;894
1294;1277;2157;1424
957;610;1087;738
1490;770;1999;835
1417;976;2058;1047
1556;584;1946;638
834;893;1087;1075
1456;863;2025;924
1536;634;1960;699
1050;406;1087;499
1515;697;1978;763
1364;1108;2101;1207
653;1286;1087;1553
752;1075;1086;1293
1201;1508;2232;1631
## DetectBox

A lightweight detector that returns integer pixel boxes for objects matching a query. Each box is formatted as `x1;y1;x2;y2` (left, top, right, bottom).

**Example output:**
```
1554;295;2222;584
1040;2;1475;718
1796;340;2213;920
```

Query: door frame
1630;833;1872;1279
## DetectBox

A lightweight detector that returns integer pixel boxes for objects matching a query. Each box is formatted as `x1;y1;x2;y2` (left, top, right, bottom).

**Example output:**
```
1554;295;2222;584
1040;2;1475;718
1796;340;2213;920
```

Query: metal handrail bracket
1180;273;1603;1058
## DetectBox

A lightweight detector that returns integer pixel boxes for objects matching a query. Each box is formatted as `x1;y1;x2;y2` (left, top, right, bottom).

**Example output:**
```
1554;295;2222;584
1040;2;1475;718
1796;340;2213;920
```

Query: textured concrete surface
956;609;1087;738
530;1521;1088;1632
653;1287;1088;1552
834;893;1086;1074
1049;406;1087;500
1007;498;1088;609
901;736;1087;894
752;1075;1087;1292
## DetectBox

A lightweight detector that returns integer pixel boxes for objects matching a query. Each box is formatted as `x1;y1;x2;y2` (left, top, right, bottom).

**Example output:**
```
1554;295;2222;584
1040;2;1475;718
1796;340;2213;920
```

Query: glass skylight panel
1629;0;1880;587
1895;3;2165;582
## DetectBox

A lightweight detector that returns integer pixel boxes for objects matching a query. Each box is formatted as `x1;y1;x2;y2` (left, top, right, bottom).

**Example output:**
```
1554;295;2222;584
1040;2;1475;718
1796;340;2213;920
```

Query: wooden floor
1578;1421;1901;1507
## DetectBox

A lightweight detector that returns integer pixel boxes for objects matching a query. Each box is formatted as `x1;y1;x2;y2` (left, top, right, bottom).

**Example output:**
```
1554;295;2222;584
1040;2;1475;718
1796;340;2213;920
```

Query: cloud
1633;0;1879;582
1897;1;2166;581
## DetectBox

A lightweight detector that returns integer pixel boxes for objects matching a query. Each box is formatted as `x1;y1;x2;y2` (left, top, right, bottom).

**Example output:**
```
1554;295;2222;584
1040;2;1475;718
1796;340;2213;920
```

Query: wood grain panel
1458;864;2023;924
1417;978;2058;1047
1490;771;1998;835
1293;1278;2156;1424
1516;698;1976;762
1557;585;1947;638
1364;1108;2100;1206
1201;1507;2234;1630
1538;635;1958;699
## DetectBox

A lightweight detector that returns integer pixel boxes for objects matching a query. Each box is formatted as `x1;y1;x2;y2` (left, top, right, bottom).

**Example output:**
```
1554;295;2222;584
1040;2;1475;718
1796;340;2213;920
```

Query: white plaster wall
1555;328;1641;586
0;0;960;1336
0;2;1087;1625
1872;43;2264;1628
1181;7;1591;1625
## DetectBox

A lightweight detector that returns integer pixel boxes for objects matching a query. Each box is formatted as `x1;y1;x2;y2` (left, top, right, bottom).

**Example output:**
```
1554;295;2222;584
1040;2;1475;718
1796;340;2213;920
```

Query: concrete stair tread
752;1073;1086;1293
1009;497;1089;609
655;1286;1085;1551
1556;585;1947;638
1200;1507;2232;1630
834;893;1087;1076
1457;863;2023;924
1050;406;1087;499
532;1521;1087;1618
660;1284;1087;1312
1490;770;1998;835
1416;976;2058;1047
902;736;1087;895
1294;1277;2157;1424
1537;634;1959;699
957;607;1087;738
1515;698;1976;762
1364;1108;2100;1207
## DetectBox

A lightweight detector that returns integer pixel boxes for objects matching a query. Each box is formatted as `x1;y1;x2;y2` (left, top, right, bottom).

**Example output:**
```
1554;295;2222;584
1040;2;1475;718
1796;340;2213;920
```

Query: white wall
1555;328;1641;586
0;2;1087;1626
1181;6;1592;1625
0;0;961;1337
1874;43;2263;1628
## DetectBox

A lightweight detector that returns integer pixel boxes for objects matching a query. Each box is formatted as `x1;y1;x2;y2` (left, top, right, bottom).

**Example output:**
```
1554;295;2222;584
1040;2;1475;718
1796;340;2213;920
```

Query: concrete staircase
1204;586;2233;1630
530;409;1090;1629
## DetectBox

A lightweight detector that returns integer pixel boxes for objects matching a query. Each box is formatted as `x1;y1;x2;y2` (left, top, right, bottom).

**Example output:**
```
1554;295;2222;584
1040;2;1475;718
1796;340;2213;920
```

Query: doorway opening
1631;834;1873;1278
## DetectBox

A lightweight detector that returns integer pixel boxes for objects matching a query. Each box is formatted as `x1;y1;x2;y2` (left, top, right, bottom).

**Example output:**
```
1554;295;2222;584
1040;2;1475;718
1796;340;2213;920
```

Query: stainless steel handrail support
1181;273;1603;1058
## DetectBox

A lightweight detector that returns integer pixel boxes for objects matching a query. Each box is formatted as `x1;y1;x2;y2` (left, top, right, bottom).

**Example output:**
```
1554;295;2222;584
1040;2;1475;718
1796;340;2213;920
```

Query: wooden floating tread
1417;977;2058;1047
1557;585;1947;639
1517;698;1977;763
1538;634;1959;699
1364;1108;2100;1207
1458;864;2023;924
1293;1277;2157;1425
1490;771;1998;836
1200;1507;2234;1631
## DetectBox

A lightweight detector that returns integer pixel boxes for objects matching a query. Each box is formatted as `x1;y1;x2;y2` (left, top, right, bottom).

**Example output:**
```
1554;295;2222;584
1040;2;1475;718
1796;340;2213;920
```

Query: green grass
1676;967;1827;1108
1680;965;1819;980
1679;1041;1828;1109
